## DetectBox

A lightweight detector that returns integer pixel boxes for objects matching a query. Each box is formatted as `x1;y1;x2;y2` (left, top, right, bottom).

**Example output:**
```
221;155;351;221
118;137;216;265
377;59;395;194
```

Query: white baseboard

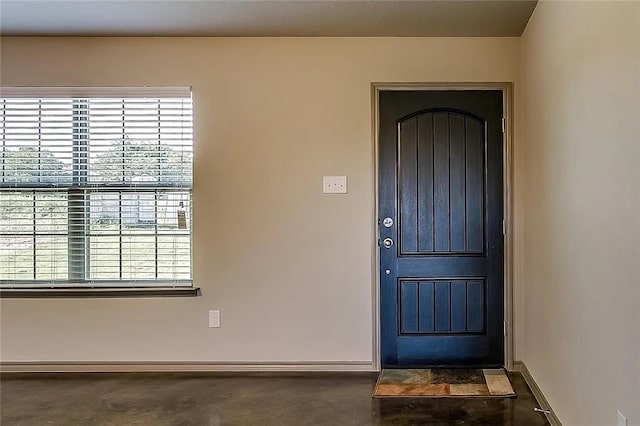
0;361;376;373
513;360;562;426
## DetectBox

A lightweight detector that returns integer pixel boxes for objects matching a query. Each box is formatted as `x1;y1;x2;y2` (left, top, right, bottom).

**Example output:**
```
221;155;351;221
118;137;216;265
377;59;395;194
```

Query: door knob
382;238;394;248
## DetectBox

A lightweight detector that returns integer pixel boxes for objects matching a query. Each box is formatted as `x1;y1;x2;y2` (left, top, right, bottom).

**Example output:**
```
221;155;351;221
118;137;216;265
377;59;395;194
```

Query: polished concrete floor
1;371;549;425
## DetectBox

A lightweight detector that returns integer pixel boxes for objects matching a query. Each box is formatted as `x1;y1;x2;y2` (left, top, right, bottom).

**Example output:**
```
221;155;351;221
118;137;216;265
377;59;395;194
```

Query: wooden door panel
398;112;485;256
416;115;434;253
399;279;486;334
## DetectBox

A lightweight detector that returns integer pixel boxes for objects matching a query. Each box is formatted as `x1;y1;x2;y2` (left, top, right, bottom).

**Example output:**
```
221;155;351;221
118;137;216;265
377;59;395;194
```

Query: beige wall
520;1;640;425
0;37;520;364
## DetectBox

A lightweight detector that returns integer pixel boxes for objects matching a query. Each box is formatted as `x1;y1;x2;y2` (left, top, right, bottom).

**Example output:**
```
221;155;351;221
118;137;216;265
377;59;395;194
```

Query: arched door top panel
397;110;485;255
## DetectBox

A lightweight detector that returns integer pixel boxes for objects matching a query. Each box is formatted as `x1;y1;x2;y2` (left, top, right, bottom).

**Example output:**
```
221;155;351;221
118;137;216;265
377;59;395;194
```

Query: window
0;87;193;289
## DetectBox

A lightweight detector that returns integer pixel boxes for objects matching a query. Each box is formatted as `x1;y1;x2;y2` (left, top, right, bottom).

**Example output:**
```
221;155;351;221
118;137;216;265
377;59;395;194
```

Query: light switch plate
323;176;347;194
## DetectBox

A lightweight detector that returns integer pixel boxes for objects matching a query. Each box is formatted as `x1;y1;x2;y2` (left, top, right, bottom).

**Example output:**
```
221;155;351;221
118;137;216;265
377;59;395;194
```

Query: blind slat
1;87;192;99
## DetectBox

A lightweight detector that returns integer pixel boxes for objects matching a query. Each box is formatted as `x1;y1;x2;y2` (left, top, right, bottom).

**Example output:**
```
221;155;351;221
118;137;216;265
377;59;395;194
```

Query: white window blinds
0;87;193;288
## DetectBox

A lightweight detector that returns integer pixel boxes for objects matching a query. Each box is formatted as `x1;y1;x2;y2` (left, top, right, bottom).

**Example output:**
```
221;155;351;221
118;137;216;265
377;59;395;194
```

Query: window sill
0;287;201;298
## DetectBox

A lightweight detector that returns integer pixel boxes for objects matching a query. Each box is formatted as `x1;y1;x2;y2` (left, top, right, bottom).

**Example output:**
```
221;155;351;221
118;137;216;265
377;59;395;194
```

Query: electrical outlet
617;411;627;426
208;310;221;328
323;176;347;194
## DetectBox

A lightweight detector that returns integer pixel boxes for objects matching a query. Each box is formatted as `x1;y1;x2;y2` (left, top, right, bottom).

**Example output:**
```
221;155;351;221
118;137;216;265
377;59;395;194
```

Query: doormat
373;368;516;398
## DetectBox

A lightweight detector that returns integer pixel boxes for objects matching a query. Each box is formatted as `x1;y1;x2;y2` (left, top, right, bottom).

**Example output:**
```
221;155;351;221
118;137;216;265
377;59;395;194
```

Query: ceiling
0;0;537;37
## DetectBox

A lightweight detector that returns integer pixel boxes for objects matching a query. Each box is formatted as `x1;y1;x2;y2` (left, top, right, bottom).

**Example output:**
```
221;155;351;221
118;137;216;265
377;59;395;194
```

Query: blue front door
379;90;504;367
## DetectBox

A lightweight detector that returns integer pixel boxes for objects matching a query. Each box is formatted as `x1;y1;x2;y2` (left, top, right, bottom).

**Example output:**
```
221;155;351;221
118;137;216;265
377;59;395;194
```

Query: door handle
382;238;394;248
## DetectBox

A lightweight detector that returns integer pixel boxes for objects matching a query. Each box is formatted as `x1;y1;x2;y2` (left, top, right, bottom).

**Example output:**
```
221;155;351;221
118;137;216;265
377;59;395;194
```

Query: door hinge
502;219;505;235
504;321;507;336
501;117;506;133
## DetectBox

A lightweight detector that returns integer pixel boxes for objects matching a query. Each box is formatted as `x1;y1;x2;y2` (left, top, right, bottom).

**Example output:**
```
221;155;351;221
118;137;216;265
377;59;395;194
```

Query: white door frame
370;82;515;370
